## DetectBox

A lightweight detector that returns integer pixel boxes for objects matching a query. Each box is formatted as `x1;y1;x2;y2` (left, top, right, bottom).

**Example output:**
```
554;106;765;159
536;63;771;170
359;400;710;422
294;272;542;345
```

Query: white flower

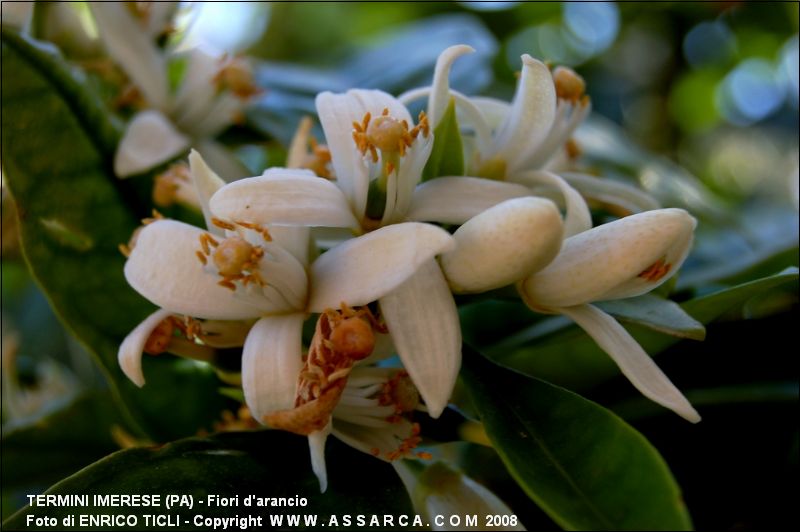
89;3;258;178
207;90;531;417
519;208;701;422
119;152;455;424
403;46;608;238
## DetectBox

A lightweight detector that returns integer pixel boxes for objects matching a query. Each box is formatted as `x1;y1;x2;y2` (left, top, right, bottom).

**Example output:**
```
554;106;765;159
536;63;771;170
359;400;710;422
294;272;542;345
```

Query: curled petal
117;309;173;387
379;261;461;418
308;222;455;312
522;208;696;307
124;220;262;320
406;177;531;225
114;111;189;177
488;55;556;169
188;150;226;234
441;197;563;293
514;170;591;237
308;426;332;493
242;315;304;423
427;44;475;126
562;171;661;215
209;171;359;229
559;304;700;423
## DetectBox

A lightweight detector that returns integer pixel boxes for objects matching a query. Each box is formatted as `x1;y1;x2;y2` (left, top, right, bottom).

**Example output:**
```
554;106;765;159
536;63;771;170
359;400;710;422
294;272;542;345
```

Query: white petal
270;226;312;266
124;220;261;320
188;150;226;234
89;4;168;110
379;260;461;418
287;116;314;169
173;48;219;129
315;92;370;217
559;304;700;422
470;96;511;131
308;426;331;493
428;45;475;126
114;111;189;177
145;1;177;38
390;130;434;224
117;309;173;387
562;171;661;214
406;177;532;225
522;209;696;307
186;92;243;138
441;197;563;293
489;55;556;169
513;170;592;237
193;139;251;180
308;223;455;312
209;171;359;228
242;315;304;423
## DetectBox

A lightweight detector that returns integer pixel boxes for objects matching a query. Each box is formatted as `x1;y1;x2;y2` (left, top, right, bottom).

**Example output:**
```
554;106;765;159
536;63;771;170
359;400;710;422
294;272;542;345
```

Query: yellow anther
214;56;262;100
381;372;419;414
212;236;255;277
553;66;586;103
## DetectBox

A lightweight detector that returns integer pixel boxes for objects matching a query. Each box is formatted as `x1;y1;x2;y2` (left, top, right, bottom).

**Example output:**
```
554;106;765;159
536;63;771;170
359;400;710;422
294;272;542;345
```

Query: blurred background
2;2;798;530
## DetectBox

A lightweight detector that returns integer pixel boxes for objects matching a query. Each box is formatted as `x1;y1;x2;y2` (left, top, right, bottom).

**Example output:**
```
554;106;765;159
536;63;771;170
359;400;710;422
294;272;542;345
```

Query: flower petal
173;48;219;131
88;4;168;110
117;309;173;387
188;149;226;234
389;130;433;224
406;177;531;225
514;170;592;237
209;171;359;229
559;304;700;422
308;426;332;493
489;55;556;169
427;44;475;126
315;92;369;217
562;171;661;215
441;197;564;293
522;208;695;307
242;315;304;423
308;223;455;312
114;111;189;177
124;220;262;320
379;260;461;418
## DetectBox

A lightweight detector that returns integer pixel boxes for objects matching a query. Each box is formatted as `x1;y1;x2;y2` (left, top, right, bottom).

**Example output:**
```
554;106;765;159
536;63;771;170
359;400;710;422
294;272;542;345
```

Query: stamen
141;209;164;225
211;217;237;231
152;164;191;207
638;257;671;282
144;318;174;355
213;55;262;100
553;66;586;104
565;138;581;160
235;221;272;241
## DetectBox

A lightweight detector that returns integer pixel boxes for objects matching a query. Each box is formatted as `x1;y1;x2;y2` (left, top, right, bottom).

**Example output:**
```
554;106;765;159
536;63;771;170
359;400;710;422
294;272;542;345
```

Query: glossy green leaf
422;97;464;181
1;29;227;440
3;431;414;530
488;268;798;391
1;392;121;494
461;346;692;531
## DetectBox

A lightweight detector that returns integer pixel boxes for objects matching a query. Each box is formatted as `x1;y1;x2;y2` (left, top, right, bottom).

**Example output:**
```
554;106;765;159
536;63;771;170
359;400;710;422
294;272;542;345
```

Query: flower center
352;108;430;164
380;371;419;415
196;219;272;290
553;66;587;104
262;305;387;435
152;163;191;208
638;257;671;282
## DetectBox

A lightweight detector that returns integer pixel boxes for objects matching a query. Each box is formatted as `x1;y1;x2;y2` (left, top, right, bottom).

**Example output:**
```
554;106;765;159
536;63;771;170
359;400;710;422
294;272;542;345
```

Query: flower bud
522;208;695;308
440;197;563;294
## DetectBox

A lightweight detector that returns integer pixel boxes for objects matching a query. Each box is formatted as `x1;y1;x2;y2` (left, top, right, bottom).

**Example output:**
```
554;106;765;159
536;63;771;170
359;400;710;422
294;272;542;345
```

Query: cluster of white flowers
117;42;700;491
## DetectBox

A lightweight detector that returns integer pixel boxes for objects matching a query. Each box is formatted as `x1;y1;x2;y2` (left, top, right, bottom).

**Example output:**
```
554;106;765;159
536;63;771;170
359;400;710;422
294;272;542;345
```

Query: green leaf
461;346;692;531
596;294;706;341
2;392;121;494
1;28;227;440
422;97;464;181
487;268;798;391
3;431;414;530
